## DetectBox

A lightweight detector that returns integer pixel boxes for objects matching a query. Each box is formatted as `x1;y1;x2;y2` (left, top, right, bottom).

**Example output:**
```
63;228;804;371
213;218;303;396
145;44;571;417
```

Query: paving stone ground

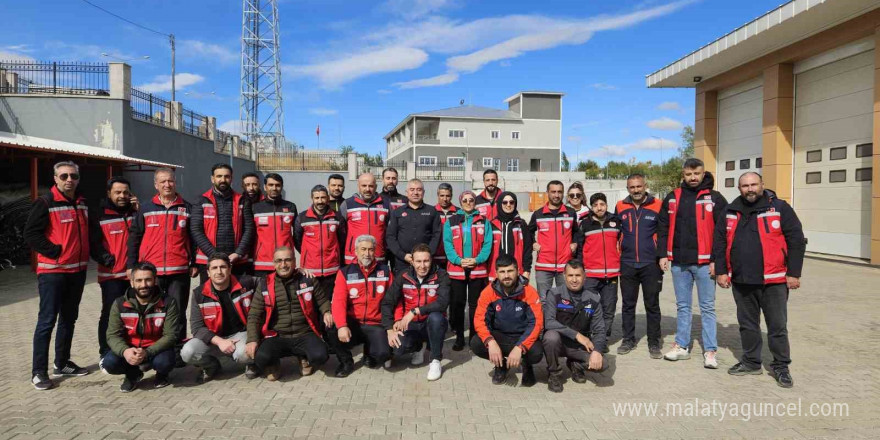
0;258;877;439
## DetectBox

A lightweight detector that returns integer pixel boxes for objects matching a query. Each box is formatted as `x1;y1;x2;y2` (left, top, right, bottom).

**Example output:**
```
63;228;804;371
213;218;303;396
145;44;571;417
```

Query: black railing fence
414;162;465;181
130;87;171;127
257;151;348;171
0;61;109;95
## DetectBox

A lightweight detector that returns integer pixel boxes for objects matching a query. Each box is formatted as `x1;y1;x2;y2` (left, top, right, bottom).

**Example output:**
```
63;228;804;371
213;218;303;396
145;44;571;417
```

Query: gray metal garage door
716;78;764;202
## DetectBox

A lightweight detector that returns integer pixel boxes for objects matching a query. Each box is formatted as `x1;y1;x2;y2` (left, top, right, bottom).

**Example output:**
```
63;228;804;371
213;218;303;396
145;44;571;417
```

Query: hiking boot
364;356;378;369
617;339;636;355
728;362;762;376
153;373;171;389
120;371;143;393
52;361;89;377
771;369;794;388
334;361;354;378
663;344;690;361
32;372;54;391
244;364;259;380
547;373;564;393
648;344;663;359
452;333;466;351
198;358;222;383
491;366;508;385
299;357;314;376
569;361;588;384
264;363;281;381
520;364;536;387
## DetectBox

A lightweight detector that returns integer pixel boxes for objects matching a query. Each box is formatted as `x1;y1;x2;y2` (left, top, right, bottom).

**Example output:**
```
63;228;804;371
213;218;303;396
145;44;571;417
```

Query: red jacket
529;205;580;273
116;295;170;348
194;276;253;335
394;268;444;323
92;200;135;282
252;198;297;271
665;187;716;264
259;272;322;338
475;189;501;221
294;206;346;277
578;215;622;279
28;186;90;274
332;261;393;328
433;204;458;264
489;217;527;279
446;213;490;280
339;194;391;263
194;189;246;265
127;194;193;276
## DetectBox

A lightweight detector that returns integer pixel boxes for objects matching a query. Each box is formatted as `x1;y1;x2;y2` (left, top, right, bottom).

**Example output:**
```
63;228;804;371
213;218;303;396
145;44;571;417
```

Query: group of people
24;157;805;393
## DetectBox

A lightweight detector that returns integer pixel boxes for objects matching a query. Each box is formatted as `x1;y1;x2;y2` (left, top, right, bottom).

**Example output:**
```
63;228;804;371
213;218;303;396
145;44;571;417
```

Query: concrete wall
521;94;561;120
0;95;126;149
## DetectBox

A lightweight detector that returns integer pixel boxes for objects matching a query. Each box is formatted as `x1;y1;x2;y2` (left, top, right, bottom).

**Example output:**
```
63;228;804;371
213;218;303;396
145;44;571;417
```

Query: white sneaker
426;360;442;381
703;351;718;369
411;345;426;366
663;344;691;361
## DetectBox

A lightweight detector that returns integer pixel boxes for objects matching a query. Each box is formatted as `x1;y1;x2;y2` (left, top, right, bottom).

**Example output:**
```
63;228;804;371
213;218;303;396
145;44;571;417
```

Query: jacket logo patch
515;306;522;311
378;270;384;277
304;292;312;301
428;289;436;297
705;204;713;212
379;214;385;221
284;216;292;223
243;299;250;308
259;217;269;225
347;274;359;280
477;227;484;235
622;214;627;220
283;208;289;212
495;304;501;311
300;283;307;288
771;220;780;229
349;288;358;298
330;225;336;232
376;285;385;294
179;220;187;228
645;215;655;220
561;299;570;305
155;318;164;327
563;222;571;229
352;212;362;220
609;222;616;227
402;212;407;217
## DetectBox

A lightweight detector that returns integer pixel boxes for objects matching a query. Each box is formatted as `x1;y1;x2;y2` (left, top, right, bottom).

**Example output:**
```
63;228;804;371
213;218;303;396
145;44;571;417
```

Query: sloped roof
0;131;183;168
414;105;520;119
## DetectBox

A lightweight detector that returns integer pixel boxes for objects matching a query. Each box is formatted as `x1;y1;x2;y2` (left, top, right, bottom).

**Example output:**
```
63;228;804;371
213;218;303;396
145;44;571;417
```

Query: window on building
830;146;847;160
806;150;822;163
725;161;735;171
448;129;465;139
756;157;762;168
805;172;821;184
490;130;500;140
507;158;519;172
855;168;872;182
482;157;494;168
856;143;873;158
418;156;437;166
740;159;750;169
725;178;735;188
447;157;465;167
829;170;846;183
494;158;501;170
511;131;520;140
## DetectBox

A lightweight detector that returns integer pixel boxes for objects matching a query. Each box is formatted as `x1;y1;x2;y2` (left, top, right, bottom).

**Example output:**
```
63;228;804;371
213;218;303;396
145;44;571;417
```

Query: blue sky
1;0;778;165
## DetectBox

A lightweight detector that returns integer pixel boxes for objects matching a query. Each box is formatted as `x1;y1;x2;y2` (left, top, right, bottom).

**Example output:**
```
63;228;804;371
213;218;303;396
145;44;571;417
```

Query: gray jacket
543;284;606;352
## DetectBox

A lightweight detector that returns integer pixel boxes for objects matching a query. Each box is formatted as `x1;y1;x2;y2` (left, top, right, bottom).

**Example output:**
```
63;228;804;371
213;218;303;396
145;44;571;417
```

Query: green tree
577;160;602;178
561;152;570;172
339;145;354;155
679;125;694;159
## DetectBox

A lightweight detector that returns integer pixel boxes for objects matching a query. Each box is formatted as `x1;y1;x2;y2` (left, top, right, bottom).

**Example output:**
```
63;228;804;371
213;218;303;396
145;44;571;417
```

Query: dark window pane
725;178;734;188
855;168;872;182
725;161;735;171
756;157;762;168
830;146;847;160
740;159;750;169
806;150;821;163
856;143;873;158
829;170;846;183
805;172;821;184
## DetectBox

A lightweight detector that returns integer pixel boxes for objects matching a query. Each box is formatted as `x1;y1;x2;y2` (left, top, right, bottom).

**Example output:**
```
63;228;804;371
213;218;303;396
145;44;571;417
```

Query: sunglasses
57;173;80;181
501;200;516;206
568;193;582;199
461;198;475;203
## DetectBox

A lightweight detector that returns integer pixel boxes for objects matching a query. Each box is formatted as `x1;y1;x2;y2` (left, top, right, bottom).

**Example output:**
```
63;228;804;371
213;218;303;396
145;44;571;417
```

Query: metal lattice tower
240;0;284;151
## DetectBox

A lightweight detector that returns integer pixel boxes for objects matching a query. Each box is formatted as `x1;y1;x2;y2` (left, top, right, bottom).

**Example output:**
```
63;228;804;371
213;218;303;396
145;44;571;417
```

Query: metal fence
182;107;208;139
358;160;407;181
414;163;465;181
130;87;171;127
258;151;348;171
0;61;109;95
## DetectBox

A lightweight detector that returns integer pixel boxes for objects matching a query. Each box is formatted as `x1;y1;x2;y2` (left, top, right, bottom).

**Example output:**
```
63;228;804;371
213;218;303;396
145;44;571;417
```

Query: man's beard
215;182;229;191
135;287;153;300
384;185;395;193
486;185;496;193
358;257;373;267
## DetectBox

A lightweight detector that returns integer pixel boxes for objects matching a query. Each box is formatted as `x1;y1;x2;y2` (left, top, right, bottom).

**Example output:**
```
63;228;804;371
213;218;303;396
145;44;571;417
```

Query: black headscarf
495;191;518;223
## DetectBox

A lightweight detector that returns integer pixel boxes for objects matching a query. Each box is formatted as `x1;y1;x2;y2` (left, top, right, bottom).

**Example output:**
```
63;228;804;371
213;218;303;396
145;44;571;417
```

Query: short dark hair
106;176;130;191
565;259;584;271
547;180;564;191
589;192;607;206
494;254;518;271
483;169;498;178
131;261;157;276
682;158;704;170
311;185;328;196
207;252;231;267
242;172;260;182
328;174;345;183
411;243;432;256
382;167;398;178
211;163;233;174
264;173;283;185
626;173;646;181
438;183;453;192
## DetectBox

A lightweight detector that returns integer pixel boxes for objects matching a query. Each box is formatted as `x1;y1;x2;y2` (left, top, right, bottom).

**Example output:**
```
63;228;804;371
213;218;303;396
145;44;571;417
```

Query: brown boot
299;357;314;376
264;363;282;381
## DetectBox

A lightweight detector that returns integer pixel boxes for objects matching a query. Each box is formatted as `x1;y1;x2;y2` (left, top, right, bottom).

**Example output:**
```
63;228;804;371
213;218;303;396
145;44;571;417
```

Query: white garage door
716;78;764;202
793;49;874;259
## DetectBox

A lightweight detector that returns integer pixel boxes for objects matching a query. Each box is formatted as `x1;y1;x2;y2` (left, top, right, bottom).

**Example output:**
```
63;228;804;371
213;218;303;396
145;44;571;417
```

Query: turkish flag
316;124;320;136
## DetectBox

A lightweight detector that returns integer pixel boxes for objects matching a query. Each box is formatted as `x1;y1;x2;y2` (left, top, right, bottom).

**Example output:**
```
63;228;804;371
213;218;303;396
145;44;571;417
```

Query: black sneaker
569;361;588;384
648;344;663;359
244;364;259;380
452;334;466;351
771;369;793;388
334;362;354;378
197;359;222;383
364;356;378;369
154;373;171;389
548;373;564;393
728;362;763;376
617;339;636;355
491;366;508;385
32;372;54;391
521;364;536;387
52;361;89;377
120;371;144;393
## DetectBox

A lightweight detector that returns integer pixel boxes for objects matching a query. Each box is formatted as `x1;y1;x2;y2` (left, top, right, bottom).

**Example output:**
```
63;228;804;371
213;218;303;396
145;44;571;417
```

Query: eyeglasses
57;173;80;181
501;200;516;206
460;198;475;203
567;193;582;199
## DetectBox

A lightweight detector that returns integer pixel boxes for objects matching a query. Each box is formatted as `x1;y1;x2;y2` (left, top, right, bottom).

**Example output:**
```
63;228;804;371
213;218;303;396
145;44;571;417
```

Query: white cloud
587;145;628;159
587;137;677;159
379;0;459;19
309;108;338;116
590;83;618;91
0;50;35;62
657;101;681;111
179;40;238;65
217;119;244;136
647;117;683;130
630;137;677;150
447;28;593;73
377;89;392;94
393;72;459;89
287;46;428;89
137;73;205;93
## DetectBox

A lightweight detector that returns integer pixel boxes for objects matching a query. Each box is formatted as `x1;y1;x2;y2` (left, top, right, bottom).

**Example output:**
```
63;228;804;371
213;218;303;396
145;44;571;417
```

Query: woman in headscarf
442;190;493;350
489;192;532;282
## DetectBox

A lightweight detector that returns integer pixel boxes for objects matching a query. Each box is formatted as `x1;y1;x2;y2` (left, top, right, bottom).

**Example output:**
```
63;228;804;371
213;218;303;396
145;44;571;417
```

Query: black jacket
191;188;255;259
386;202;441;270
713;190;806;284
381;265;450;329
657;172;727;264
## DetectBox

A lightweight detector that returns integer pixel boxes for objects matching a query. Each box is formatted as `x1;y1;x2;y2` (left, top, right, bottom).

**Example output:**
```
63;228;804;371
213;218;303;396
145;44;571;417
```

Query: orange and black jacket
474;279;544;352
614;194;663;265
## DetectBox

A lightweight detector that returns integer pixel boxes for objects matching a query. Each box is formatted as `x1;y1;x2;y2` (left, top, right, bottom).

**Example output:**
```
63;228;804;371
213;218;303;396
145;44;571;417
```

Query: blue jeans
102;348;175;377
393;312;448;362
670;264;717;352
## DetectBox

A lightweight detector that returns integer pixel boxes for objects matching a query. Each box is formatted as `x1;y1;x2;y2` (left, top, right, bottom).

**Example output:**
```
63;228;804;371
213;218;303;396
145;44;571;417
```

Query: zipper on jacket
318;215;325;273
634;205;641;263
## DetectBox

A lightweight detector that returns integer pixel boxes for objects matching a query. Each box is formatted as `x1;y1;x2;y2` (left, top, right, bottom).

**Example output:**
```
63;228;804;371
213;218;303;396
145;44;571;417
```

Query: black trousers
619;263;662;345
326;321;390;365
98;279;129;357
157;272;191;343
542;330;608;375
449;273;487;338
470;331;543;367
732;282;791;371
32;271;87;376
584;277;619;337
253;333;330;371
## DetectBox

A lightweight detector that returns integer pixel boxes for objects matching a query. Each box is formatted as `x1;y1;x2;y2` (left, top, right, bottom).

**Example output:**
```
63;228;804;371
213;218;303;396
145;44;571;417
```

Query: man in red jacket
294;185;347;299
475;169;502;221
328;235;393;377
24;161;91;390
251;173;296;276
529;180;580;300
433;183;458;267
338;173;391;264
